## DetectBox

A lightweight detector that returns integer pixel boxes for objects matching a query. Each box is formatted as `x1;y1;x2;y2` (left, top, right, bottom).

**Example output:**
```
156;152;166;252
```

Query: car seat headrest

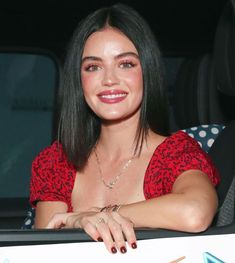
213;0;235;97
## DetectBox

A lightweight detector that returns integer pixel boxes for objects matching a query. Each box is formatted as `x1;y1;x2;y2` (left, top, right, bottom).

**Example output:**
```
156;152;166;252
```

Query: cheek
81;75;95;107
81;74;92;93
124;68;143;93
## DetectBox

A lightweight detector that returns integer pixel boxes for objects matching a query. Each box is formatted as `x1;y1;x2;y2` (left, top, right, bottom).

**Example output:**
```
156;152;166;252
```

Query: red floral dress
30;131;220;211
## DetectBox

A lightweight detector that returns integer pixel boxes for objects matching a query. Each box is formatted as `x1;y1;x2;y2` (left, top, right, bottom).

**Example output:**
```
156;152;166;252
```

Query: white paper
0;233;234;263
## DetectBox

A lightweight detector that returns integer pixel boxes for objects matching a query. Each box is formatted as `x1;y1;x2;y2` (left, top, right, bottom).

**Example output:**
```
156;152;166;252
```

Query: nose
102;68;120;87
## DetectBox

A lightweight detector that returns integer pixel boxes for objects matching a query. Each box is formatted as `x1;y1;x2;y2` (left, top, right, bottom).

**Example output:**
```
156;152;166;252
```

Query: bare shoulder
145;130;167;154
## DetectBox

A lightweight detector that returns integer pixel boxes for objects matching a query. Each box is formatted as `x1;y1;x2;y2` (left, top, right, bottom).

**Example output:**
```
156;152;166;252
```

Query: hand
46;209;137;254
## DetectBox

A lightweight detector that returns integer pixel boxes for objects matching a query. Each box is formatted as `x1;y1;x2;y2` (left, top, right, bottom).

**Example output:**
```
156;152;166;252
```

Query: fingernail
131;242;137;249
120;246;127;254
111;247;117;254
97;237;103;242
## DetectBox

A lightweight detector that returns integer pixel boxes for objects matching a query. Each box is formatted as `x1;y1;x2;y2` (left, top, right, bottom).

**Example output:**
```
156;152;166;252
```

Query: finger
64;213;83;228
46;213;73;229
121;220;137;249
111;212;137;249
90;217;117;254
65;211;97;229
76;216;112;249
107;217;127;253
80;219;101;241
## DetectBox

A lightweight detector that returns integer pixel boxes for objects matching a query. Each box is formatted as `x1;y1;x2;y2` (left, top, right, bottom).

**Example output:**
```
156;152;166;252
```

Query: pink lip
97;89;128;104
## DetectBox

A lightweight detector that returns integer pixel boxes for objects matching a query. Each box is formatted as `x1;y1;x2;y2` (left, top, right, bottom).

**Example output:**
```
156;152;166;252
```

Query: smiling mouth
100;93;127;99
97;91;128;104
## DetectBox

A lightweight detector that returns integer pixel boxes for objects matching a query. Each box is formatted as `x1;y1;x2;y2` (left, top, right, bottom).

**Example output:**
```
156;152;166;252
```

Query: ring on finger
95;217;106;228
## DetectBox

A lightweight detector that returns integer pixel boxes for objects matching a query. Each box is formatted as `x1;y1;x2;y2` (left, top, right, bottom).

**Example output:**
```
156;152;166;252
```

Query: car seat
208;0;235;226
173;0;235;227
172;54;226;130
172;0;235;130
209;120;235;226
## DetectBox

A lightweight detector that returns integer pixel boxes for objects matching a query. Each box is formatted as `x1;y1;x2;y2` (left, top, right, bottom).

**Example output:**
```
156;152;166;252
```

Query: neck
97;115;142;160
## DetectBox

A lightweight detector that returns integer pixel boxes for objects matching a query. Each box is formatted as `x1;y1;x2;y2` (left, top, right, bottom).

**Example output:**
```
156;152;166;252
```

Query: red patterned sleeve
29;141;76;211
144;131;220;199
165;131;220;189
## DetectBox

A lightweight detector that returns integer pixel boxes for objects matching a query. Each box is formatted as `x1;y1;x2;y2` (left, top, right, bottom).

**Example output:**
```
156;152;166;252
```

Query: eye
119;61;136;69
84;64;101;72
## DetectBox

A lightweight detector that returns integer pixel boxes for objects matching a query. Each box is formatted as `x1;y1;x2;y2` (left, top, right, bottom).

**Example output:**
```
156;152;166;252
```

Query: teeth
100;93;126;99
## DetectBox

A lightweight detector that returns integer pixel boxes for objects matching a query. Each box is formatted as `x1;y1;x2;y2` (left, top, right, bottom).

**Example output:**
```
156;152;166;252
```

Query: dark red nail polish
111;247;117;254
120;246;127;253
131;242;137;249
97;237;103;242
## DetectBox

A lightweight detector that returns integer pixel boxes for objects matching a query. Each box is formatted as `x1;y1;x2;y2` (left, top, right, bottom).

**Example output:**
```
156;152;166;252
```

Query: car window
0;52;58;198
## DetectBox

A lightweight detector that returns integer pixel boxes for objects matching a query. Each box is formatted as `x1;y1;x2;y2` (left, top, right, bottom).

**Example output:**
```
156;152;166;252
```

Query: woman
30;3;220;254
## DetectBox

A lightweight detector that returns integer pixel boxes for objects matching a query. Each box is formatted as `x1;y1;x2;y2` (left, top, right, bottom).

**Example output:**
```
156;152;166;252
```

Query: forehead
82;27;138;56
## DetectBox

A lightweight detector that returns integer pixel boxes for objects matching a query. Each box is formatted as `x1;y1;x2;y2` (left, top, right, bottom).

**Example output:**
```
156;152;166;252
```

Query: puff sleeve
29;141;76;211
144;131;220;199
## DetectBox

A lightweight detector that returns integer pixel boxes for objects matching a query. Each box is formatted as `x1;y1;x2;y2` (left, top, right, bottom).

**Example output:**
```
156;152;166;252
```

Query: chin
101;115;125;122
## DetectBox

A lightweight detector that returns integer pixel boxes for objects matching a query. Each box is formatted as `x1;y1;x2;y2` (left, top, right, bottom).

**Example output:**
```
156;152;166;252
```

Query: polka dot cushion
183;124;225;153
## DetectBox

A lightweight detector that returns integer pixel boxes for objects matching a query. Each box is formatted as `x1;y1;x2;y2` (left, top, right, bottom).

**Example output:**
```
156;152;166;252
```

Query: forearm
34;201;68;228
119;192;217;233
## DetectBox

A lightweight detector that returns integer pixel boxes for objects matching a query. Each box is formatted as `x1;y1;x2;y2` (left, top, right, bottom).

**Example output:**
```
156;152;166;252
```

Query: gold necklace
94;148;135;190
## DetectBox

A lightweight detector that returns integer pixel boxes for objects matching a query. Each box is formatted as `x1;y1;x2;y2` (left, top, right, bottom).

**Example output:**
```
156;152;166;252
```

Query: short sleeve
165;133;220;188
29;141;76;211
144;131;220;199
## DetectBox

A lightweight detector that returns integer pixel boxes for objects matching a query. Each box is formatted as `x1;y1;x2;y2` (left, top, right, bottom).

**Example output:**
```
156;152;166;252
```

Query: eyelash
119;60;136;68
83;60;137;72
84;64;100;72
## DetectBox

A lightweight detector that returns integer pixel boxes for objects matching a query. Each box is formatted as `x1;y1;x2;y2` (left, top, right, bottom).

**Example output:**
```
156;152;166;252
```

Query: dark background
0;0;229;57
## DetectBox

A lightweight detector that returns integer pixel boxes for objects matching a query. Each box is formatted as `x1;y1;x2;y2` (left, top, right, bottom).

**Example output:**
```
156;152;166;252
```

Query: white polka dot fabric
183;124;225;152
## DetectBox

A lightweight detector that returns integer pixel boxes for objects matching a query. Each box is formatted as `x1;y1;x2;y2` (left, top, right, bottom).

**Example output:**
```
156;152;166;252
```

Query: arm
30;141;76;228
46;169;218;253
34;201;67;228
119;169;218;232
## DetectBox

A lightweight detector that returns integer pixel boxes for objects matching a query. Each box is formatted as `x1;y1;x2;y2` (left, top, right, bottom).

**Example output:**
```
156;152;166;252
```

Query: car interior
0;0;234;244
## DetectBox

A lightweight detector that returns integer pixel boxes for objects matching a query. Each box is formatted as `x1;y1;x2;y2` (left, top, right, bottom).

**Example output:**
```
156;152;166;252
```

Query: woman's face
81;27;143;122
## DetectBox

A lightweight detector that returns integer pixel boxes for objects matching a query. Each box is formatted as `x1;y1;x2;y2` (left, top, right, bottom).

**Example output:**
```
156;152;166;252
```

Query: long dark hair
58;3;170;169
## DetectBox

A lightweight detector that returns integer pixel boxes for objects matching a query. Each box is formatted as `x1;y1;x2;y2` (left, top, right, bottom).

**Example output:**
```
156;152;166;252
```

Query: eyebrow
82;52;139;64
